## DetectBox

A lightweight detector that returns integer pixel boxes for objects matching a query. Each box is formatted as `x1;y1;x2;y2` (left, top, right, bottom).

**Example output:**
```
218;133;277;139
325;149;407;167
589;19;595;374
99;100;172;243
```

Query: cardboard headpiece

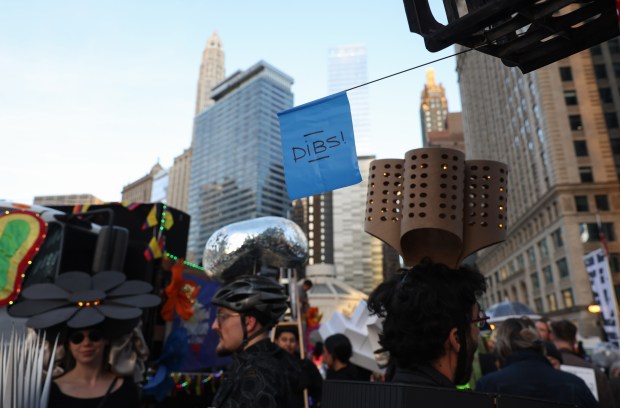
364;147;508;268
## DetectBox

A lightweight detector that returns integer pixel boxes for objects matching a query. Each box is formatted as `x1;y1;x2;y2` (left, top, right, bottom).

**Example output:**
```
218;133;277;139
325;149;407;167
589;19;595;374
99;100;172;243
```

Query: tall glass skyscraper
327;44;371;156
187;61;294;262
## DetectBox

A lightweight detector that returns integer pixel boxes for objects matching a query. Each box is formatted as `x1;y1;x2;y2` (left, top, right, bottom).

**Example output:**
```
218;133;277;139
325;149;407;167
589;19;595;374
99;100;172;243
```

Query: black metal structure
403;0;620;73
322;380;576;408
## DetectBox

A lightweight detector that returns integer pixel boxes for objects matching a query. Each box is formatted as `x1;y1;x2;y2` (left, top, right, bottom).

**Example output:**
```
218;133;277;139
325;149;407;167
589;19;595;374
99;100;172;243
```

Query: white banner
584;248;620;347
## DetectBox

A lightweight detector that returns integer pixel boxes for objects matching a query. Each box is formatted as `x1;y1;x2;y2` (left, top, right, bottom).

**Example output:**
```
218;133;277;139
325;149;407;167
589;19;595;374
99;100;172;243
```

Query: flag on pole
584;249;620;347
277;91;362;200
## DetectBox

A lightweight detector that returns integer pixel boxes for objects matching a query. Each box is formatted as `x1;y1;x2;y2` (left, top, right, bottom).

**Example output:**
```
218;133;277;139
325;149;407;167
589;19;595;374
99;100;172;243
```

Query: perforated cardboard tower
364;147;508;268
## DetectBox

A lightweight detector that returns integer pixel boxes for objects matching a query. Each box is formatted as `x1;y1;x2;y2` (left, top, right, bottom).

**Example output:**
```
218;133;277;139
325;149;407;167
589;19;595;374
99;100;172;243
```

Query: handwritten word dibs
292;130;347;163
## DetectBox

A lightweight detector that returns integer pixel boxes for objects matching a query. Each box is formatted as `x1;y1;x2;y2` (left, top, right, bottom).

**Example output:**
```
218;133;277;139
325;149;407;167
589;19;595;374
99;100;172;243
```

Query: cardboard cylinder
364;159;405;256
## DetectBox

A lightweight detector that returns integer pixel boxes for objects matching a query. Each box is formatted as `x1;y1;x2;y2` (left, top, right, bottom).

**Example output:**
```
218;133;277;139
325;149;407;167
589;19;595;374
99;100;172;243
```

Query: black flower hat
9;271;160;333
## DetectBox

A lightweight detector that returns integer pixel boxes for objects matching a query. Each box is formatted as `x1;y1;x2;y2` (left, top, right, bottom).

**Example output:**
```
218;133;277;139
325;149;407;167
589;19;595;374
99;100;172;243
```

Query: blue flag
278;91;362;200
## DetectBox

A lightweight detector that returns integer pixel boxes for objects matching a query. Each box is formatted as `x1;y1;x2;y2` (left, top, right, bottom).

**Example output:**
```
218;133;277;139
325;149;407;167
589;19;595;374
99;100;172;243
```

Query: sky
1;0;462;204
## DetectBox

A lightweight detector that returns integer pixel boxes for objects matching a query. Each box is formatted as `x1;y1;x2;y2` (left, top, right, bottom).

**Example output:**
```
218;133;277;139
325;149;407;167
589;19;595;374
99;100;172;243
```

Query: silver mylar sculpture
203;217;308;282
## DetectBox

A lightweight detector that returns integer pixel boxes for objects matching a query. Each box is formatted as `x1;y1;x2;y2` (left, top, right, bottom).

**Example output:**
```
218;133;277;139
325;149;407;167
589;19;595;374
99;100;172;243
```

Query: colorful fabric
71;204;90;214
0;211;47;305
144;236;162;261
122;201;142;211
161;261;198;321
163;211;174;230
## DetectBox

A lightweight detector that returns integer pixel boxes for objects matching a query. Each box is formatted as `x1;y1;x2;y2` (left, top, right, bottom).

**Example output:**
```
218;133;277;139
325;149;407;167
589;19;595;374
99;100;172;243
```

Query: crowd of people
12;260;620;408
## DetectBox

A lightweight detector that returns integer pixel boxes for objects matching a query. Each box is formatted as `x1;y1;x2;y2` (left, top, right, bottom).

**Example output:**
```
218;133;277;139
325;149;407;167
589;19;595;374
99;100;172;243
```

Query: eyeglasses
471;310;490;329
69;330;104;345
216;312;240;326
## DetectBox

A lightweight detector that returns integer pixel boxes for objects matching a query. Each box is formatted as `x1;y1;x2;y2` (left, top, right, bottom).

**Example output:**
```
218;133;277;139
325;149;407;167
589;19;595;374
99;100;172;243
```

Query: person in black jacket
323;333;369;381
210;275;302;408
274;323;323;407
367;260;487;388
476;318;599;408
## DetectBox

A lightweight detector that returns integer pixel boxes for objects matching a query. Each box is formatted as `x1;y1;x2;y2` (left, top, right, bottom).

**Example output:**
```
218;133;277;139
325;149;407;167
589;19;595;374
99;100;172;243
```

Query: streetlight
588;303;608;342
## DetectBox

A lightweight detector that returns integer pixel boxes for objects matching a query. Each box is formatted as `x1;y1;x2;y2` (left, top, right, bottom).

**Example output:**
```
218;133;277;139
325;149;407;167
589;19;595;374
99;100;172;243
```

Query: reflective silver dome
203;217;308;281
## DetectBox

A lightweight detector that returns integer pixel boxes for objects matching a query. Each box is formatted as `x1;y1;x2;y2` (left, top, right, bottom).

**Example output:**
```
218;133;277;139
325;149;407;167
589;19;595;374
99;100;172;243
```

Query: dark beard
215;342;234;357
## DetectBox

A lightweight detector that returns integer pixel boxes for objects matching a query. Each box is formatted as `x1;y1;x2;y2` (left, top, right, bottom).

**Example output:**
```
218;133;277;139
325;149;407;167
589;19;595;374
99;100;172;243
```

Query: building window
538;239;550;258
547;293;558;312
611;138;620;155
595;195;610;211
535;298;544;313
610;39;620;54
579;167;594;182
614;63;620;77
517;254;525;271
594;64;608;79
579;222;617;242
575;195;589;212
531;272;540;289
562;288;574;308
605;113;619;129
551;228;564;249
590;45;603;56
600;88;613;103
564;90;578;105
569;115;583;131
556;258;569;278
543;265;554;284
609;252;620;273
559;67;573;81
610;253;620;273
527;247;536;266
574;140;589;157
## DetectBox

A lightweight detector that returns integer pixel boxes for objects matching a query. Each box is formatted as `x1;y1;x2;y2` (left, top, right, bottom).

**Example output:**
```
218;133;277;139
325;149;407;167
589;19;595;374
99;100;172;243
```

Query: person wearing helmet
210;275;302;408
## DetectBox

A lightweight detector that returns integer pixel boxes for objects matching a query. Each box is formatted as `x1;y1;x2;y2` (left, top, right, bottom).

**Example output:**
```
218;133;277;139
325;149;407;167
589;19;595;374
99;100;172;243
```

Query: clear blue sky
1;0;461;204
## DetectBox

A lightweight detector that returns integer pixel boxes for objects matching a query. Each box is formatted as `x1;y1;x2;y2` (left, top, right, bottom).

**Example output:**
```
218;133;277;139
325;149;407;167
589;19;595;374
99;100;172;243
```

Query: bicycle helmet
211;275;288;328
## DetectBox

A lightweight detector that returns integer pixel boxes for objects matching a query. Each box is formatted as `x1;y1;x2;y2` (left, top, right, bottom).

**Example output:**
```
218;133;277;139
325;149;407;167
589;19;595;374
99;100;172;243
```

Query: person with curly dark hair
367;260;487;388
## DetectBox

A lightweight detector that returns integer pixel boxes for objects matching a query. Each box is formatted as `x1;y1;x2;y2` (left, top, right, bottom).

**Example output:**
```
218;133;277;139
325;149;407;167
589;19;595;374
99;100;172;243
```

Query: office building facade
457;38;620;336
328;44;371;156
33;194;105;206
167;148;192;212
187;61;294;262
121;163;164;203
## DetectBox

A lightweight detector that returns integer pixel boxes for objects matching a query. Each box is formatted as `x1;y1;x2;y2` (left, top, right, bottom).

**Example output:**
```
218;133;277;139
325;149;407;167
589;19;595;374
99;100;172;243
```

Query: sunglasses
69;330;104;345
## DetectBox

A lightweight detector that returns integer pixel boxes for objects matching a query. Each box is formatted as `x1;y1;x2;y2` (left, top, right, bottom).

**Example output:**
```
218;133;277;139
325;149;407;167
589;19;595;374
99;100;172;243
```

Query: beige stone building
420;68;449;146
457;38;620;337
195;31;225;116
427;112;465;152
121;163;163;203
167;148;192;212
33;194;105;206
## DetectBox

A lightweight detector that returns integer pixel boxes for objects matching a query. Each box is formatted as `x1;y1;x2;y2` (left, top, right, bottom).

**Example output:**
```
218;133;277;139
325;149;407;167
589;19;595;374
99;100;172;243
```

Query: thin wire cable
343;31;529;93
344;47;474;93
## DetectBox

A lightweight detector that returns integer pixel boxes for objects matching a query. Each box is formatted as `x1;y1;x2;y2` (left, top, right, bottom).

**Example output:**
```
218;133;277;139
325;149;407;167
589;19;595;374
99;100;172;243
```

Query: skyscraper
167;148;192;212
328;44;371;156
121;163;164;203
457;38;620;337
420;68;449;147
195;32;225;116
332;155;384;293
187;61;294;262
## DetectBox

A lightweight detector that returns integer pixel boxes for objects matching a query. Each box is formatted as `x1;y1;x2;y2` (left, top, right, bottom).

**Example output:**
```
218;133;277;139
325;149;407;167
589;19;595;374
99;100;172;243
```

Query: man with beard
210;275;302;408
367;260;487;387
